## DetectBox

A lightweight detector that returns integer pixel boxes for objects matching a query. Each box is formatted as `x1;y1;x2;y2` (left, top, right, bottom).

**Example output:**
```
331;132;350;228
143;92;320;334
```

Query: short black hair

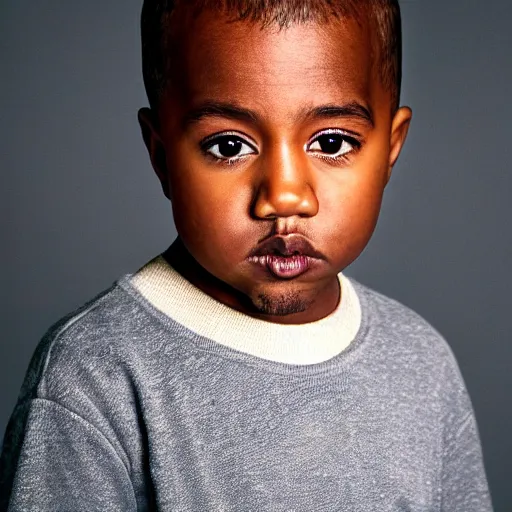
141;0;402;111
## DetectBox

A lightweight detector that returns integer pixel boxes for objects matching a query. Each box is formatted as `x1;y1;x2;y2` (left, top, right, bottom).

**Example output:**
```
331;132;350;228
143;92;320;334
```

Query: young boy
0;0;493;510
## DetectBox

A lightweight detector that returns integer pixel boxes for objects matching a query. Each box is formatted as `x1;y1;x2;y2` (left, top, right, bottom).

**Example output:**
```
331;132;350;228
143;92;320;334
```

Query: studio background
1;1;510;509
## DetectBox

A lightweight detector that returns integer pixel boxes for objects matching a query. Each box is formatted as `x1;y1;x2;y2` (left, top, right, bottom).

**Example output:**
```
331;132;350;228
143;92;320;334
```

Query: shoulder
350;277;448;349
19;277;158;405
7;278;156;480
347;277;470;401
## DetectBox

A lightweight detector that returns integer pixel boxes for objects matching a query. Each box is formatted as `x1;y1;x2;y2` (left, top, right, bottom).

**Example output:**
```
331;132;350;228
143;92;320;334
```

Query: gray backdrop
1;1;511;509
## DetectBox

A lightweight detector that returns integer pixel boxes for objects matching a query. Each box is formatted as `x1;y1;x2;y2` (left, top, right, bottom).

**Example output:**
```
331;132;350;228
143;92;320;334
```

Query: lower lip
248;254;313;279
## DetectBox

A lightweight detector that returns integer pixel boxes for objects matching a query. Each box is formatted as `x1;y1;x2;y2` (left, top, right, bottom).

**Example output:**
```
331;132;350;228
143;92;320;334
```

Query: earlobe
386;106;412;183
137;107;171;199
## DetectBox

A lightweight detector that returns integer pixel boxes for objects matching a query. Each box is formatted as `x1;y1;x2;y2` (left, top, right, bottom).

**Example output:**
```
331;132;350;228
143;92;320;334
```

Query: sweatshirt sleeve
441;410;493;511
0;398;137;512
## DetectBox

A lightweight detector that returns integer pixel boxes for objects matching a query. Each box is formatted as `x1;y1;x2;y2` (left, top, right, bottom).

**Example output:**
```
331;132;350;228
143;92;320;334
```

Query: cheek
316;151;387;263
168;169;251;265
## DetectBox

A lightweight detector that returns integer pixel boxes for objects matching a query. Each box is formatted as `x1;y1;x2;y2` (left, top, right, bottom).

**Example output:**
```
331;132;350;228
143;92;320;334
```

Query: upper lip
248;234;325;260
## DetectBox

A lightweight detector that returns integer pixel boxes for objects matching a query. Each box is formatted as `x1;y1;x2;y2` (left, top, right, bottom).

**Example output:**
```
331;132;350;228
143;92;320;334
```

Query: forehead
163;10;382;121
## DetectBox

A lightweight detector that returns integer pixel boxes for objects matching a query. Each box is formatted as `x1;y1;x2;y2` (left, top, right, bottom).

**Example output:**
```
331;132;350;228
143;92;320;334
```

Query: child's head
138;0;412;324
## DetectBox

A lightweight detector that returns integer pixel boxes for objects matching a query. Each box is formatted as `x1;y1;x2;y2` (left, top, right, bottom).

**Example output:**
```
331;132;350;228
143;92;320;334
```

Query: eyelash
200;129;362;166
200;131;257;166
305;129;362;165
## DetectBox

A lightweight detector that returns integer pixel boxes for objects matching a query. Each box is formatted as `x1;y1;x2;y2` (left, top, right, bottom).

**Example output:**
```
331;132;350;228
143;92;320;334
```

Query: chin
252;289;313;317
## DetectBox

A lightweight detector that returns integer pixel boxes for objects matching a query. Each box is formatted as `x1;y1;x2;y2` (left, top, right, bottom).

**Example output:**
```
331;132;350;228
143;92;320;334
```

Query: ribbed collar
130;255;361;365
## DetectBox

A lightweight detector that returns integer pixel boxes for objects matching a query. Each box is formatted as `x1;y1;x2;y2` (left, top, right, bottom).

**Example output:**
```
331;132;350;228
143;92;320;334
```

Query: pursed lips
248;234;325;260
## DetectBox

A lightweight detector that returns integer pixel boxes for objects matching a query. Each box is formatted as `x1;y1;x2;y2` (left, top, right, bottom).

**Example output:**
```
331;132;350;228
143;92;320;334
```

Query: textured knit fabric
130;255;361;364
0;266;493;511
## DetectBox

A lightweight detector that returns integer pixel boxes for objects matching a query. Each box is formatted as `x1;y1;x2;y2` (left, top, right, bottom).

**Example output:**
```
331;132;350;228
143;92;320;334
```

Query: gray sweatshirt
0;272;492;511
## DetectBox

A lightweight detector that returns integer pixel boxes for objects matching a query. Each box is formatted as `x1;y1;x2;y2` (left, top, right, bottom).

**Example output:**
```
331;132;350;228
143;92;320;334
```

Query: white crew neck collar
129;255;361;365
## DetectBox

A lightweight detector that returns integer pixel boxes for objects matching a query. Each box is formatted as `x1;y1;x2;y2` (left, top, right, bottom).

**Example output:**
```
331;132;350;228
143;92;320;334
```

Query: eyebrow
300;103;374;128
183;102;259;128
182;100;374;128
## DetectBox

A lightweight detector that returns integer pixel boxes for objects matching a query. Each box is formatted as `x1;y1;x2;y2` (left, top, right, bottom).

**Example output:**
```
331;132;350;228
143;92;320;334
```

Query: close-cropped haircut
141;0;402;111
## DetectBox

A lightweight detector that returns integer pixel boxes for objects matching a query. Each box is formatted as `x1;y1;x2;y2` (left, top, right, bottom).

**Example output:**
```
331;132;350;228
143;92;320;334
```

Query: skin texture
138;9;412;324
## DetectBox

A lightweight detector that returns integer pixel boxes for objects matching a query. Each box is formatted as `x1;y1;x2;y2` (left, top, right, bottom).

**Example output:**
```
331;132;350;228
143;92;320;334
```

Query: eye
202;133;257;162
306;130;359;159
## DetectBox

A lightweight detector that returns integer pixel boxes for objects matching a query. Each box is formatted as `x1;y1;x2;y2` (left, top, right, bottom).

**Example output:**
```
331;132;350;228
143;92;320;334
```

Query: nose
252;143;319;219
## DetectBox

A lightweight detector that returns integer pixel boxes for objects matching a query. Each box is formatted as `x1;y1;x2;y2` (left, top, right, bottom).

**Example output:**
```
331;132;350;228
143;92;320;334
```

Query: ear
386;106;412;184
138;107;171;200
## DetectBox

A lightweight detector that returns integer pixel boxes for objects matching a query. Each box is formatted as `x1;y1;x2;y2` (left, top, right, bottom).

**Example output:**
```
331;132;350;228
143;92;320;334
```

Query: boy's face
139;10;411;324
